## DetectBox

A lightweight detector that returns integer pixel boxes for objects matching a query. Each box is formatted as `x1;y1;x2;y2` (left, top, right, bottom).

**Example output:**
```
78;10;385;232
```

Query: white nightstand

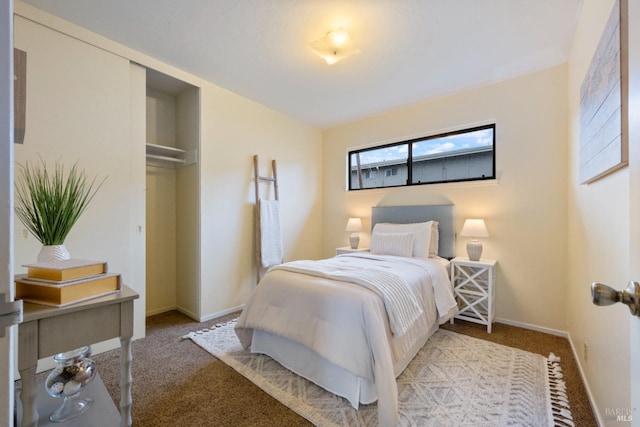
336;247;369;255
450;257;497;333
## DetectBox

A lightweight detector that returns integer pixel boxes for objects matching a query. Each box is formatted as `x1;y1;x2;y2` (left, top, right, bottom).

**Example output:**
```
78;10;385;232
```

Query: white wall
567;0;630;423
199;83;323;319
323;65;569;333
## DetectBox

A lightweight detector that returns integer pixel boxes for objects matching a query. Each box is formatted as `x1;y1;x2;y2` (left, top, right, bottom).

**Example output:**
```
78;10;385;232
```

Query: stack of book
15;259;121;307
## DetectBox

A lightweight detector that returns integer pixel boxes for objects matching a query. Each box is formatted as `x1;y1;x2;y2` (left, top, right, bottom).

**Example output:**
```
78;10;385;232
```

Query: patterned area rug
185;321;574;427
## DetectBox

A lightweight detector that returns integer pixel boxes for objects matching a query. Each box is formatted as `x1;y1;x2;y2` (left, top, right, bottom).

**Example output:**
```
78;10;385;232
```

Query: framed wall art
579;0;628;184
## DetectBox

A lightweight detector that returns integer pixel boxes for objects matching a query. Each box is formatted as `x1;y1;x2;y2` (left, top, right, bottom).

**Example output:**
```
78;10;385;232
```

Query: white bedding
269;255;425;336
235;253;457;427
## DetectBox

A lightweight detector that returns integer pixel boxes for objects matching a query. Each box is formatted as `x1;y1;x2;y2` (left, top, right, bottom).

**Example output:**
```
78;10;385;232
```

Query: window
348;124;495;190
363;170;377;179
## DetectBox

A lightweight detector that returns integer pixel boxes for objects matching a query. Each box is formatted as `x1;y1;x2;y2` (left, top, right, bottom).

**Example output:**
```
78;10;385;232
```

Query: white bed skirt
250;320;439;410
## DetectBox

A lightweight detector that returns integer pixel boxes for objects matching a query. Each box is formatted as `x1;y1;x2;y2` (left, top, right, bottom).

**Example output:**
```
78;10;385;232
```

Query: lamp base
466;240;483;261
349;233;360;249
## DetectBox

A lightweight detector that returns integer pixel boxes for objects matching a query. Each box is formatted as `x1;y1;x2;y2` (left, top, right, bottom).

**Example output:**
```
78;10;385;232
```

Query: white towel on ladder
259;199;283;268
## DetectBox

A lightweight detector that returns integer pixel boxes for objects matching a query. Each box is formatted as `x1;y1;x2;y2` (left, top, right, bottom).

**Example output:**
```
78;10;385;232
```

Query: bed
235;205;458;426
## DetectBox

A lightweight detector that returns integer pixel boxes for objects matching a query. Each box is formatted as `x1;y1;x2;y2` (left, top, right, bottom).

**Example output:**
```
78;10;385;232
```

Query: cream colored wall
175;164;199;317
567;0;630;423
199;84;323;319
145;88;178;316
323;65;569;333
146;165;177;315
174;87;200;318
147;88;177;146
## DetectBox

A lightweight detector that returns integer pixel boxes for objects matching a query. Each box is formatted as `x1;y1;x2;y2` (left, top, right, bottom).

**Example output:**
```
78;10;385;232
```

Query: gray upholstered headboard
371;204;455;259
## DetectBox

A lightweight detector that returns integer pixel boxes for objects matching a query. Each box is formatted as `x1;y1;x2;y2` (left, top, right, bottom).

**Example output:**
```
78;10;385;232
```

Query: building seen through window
349;124;495;190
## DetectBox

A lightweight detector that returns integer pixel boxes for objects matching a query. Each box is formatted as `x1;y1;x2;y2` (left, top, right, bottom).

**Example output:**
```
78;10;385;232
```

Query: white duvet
235;253;457;427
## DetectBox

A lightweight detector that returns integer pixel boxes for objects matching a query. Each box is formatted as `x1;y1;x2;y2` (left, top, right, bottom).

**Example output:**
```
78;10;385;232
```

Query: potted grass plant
14;159;106;262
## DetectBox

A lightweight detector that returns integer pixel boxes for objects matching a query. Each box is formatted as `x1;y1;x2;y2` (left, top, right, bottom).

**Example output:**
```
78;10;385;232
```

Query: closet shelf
146;143;185;157
146;143;197;168
146;153;185;164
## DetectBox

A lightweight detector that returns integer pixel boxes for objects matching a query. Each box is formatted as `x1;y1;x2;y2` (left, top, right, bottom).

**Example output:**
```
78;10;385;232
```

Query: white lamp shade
460;219;489;238
345;217;363;232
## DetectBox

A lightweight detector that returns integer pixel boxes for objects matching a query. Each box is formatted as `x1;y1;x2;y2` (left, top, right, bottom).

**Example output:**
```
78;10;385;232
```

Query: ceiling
21;0;583;129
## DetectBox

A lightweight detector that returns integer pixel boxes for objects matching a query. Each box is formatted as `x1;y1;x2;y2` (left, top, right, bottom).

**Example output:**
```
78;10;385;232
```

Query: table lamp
460;219;489;261
345;218;363;249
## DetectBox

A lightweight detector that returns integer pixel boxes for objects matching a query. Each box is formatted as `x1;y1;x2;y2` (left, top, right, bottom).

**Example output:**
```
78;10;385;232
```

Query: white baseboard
494;317;602;426
176;306;199;321
494;317;568;337
199;304;244;323
567;334;603;426
145;305;244;323
145;305;176;317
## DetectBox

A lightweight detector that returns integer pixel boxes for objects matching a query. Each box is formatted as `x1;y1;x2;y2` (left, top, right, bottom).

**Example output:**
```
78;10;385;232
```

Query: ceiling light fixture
310;28;361;65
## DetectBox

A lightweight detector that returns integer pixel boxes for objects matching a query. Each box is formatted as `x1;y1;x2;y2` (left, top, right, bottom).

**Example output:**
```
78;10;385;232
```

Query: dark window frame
348;124;496;191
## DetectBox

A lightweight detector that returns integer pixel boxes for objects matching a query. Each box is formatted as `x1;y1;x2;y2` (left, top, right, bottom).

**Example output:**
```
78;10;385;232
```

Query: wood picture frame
579;0;628;184
14;48;26;145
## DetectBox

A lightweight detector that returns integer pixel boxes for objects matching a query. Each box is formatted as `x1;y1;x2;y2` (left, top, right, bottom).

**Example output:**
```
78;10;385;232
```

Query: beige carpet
86;311;597;426
186;320;574;427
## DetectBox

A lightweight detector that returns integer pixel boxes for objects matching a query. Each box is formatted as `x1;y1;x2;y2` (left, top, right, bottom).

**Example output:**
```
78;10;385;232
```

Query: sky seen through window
356;128;493;165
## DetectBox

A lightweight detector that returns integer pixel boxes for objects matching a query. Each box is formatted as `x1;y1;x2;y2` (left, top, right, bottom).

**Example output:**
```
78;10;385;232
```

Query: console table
17;285;139;427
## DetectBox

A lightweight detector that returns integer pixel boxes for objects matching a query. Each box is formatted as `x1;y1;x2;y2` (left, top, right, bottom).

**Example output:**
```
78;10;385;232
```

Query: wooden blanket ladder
254;154;279;283
254;154;279;203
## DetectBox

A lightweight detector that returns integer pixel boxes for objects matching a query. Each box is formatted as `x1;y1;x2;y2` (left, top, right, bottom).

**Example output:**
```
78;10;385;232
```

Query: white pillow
372;221;433;258
370;232;414;258
430;221;439;257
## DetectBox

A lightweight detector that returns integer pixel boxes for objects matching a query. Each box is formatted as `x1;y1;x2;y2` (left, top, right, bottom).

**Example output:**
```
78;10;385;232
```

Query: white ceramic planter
37;245;71;263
